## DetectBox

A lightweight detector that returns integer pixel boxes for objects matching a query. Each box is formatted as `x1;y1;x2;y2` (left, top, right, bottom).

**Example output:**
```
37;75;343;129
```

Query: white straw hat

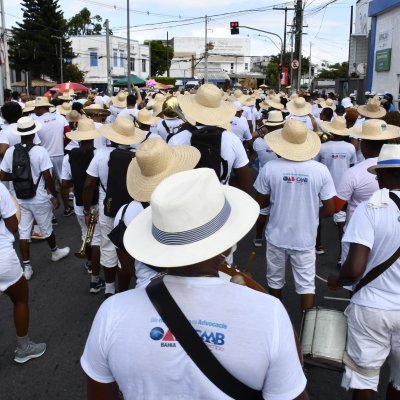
56;102;72;116
12;116;43;136
286;97;312;116
357;96;386;118
23;100;35;113
177;84;236;129
351;119;400;141
232;101;243;112
83;103;111;116
242;95;256;107
99;117;146;145
126;138;201;202
66;118;101;141
110;92;128;108
263;110;285;127
66;110;83;123
368;144;400;174
136;109;160;126
320;98;337;111
33;97;52;108
265;119;320;161
264;96;284;110
319;116;349;136
123;168;260;267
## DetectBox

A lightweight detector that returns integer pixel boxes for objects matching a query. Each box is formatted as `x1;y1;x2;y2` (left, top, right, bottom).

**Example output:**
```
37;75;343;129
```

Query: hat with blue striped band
368;144;400;174
123;168;260;268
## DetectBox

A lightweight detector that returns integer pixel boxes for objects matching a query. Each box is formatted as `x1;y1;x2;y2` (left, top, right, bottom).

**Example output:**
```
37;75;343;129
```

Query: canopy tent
113;74;147;87
11;78;57;88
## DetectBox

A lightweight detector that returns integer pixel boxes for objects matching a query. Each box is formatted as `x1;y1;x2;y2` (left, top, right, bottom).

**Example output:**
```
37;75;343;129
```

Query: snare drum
300;307;347;371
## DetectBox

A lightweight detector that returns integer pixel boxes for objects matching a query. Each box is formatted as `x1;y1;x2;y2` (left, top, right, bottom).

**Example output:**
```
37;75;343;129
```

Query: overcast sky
4;0;356;66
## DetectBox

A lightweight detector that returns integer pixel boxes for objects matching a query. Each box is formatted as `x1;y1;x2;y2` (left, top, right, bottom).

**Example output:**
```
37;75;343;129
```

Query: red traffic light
230;21;239;35
230;21;239;27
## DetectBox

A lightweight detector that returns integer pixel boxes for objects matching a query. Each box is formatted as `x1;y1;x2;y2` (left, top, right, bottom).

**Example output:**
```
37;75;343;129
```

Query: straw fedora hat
111;92;128;108
123;168;259;267
136;109;160;126
12;117;42;136
23;100;35;113
351;119;400;141
58;93;73;101
84;103;111;116
368;144;400;174
263;110;285;127
34;97;52;108
99;117;146;145
286;97;312;117
66;118;101;141
265;119;320;161
229;89;246;104
242;95;256;107
319;116;349;136
357;96;386;118
177;84;236;129
320;98;336;111
66;110;83;123
264;96;284;110
126;138;201;202
56;102;72;116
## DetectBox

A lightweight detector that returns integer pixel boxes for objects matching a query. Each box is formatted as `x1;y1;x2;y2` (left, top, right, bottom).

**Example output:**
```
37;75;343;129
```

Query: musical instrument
10;194;21;223
317;130;333;143
75;210;98;258
300;307;347;371
161;95;195;126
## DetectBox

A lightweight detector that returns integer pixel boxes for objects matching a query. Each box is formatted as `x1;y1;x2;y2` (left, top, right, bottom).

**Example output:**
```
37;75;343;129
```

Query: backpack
68;148;99;207
189;126;229;183
103;148;135;218
12;144;42;200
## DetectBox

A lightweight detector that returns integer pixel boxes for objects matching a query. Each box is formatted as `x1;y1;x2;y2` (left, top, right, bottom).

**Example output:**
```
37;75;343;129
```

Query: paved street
0;207;389;399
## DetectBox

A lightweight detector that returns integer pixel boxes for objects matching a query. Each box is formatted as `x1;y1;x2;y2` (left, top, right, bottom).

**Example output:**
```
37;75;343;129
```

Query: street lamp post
51;35;63;83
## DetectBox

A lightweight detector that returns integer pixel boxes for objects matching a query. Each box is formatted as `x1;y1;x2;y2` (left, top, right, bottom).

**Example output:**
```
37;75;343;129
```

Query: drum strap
343;352;380;377
146;275;264;400
353;192;400;294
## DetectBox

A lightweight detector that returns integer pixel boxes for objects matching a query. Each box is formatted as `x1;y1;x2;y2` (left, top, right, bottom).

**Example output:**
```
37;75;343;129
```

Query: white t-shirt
156;118;183;141
168;129;249;184
231;115;252;142
0;182;16;252
81;276;306;400
118;108;138;121
114;201;157;288
0;124;41;149
316;140;356;189
343;192;400;310
1;144;53;205
242;105;261;131
336;157;379;228
253;137;277;168
254;158;336;250
34;112;68;157
287;114;314;131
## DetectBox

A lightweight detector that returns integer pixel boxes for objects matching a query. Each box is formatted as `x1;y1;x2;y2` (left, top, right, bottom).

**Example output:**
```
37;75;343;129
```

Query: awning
113;74;147;87
11;79;57;88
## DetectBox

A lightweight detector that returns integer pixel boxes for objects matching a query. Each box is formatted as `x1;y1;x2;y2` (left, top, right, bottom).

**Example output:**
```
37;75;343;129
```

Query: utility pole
348;5;353;77
273;6;295;61
127;0;132;93
105;19;112;95
309;41;312;89
166;31;170;78
191;54;195;78
204;15;208;83
293;0;303;91
51;35;63;83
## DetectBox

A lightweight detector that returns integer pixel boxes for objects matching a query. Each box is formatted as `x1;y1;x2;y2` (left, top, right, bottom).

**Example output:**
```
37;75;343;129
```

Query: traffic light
230;21;239;35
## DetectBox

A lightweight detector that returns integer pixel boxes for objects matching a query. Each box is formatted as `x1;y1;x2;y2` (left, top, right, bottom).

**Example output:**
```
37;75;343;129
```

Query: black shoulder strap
353;192;400;294
20;144;43;187
120;203;129;220
162;120;171;134
146;276;263;400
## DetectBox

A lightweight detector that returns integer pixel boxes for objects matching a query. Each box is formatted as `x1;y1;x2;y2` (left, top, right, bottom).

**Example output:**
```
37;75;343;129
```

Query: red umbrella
49;81;90;93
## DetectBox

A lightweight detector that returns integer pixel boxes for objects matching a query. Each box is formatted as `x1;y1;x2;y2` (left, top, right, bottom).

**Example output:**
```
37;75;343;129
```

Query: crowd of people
0;83;399;400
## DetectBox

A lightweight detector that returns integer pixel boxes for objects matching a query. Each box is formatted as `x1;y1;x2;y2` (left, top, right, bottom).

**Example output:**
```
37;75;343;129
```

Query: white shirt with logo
0;182;16;253
254;158;336;250
81;276;306;400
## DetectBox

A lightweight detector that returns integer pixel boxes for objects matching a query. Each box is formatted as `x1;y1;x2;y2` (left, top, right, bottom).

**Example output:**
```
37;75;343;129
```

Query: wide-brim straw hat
67;118;101;141
357;96;386;118
12;117;43;136
264;96;284;110
178;84;236;129
126;138;201;202
229;89;246;104
136;109;160;126
351;119;400;141
319;116;349;136
123;168;259;267
66;110;83;123
286;97;312;116
263;110;285;127
242;95;256;107
320;98;336;111
23;100;35;113
110;92;128;108
368;144;400;174
99;117;146;145
56;102;72;116
83;104;111;116
265;119;320;161
34;97;52;108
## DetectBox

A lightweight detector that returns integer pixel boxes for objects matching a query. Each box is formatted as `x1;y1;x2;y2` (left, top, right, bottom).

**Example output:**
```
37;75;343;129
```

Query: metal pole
148;41;151;78
1;0;10;92
105;19;112;95
204;15;208;83
295;0;303;91
166;31;170;78
59;37;63;83
290;28;294;90
309;41;312;89
127;0;131;93
348;5;353;77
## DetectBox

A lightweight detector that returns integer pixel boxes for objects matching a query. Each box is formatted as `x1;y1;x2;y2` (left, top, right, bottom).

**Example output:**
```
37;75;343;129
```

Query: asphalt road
0;208;389;400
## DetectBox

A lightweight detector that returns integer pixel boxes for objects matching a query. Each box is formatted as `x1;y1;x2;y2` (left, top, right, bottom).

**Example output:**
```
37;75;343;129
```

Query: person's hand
327;274;341;290
84;213;91;227
51;196;60;209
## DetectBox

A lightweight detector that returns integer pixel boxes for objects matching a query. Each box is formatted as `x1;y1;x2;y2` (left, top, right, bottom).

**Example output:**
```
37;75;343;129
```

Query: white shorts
0;249;23;292
50;155;64;182
19;201;53;240
266;242;315;294
76;213;101;247
98;207;117;268
342;303;400;391
333;210;346;224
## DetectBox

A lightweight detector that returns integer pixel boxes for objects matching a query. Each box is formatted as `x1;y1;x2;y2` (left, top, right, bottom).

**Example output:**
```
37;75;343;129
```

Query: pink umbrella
49;81;90;93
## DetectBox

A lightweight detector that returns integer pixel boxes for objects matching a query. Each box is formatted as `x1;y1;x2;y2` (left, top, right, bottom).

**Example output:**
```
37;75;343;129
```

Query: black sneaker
63;207;74;217
84;262;92;274
90;277;105;294
52;217;58;226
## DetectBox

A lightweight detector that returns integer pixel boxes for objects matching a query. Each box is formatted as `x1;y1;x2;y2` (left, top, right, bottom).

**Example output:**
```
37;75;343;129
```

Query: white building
70;35;150;92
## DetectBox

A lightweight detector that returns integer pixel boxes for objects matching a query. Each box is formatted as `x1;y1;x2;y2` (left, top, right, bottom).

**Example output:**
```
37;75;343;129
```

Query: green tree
64;63;86;83
317;62;349;79
145;40;174;76
8;0;76;82
67;7;107;36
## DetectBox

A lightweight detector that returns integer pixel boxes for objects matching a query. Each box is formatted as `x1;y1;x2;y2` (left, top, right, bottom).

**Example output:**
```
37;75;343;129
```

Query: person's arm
308;113;318;132
0;143;9;158
334;196;347;213
86;376;119;400
256;192;270;209
320;197;335;218
133;86;142;106
293;391;309;400
0;170;12;181
4;214;18;234
83;175;99;225
43;169;59;209
233;164;252;194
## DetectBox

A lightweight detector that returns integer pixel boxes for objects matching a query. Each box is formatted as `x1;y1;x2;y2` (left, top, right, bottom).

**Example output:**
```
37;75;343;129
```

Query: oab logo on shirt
283;174;309;184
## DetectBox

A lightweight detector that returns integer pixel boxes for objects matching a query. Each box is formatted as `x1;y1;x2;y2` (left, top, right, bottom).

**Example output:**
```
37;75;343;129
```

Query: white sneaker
24;265;33;281
51;247;70;262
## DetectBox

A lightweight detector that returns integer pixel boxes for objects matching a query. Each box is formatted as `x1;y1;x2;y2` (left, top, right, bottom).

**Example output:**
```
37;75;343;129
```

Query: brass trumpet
75;210;98;258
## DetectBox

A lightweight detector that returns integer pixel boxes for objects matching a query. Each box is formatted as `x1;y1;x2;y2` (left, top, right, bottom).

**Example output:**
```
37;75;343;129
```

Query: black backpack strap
353;192;400;294
162;120;170;134
25;144;43;187
120;203;129;221
141;132;152;143
146;276;264;400
166;133;174;143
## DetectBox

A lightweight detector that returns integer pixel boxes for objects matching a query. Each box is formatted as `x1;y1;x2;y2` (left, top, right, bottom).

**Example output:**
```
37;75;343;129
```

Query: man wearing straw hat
230;101;252;146
254;119;335;311
81;168;308;400
83;117;145;298
328;144;400;400
286;97;318;132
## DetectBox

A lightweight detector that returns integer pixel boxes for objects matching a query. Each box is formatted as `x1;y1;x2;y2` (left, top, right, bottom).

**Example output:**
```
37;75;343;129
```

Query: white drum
300;307;347;371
